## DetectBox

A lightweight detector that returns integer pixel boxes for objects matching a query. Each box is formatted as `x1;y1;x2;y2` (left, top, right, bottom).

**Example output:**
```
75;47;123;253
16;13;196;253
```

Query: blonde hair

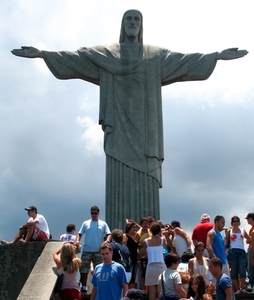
60;243;81;273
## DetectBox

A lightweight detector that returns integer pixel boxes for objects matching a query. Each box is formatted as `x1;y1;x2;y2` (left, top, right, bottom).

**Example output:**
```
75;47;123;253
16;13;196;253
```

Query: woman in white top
188;242;210;285
143;222;167;300
53;242;82;300
225;215;251;293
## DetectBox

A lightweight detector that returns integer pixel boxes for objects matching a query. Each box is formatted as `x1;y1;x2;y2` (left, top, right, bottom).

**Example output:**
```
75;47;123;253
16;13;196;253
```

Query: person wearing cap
1;205;50;244
121;288;144;300
192;213;214;258
246;212;254;292
168;220;192;258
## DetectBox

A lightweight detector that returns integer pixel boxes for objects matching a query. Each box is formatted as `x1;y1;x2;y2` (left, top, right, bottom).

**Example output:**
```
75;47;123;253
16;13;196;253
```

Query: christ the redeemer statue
11;9;248;230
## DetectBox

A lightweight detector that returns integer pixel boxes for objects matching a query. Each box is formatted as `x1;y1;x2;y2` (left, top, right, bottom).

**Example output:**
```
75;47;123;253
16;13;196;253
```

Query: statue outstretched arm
217;48;248;60
11;46;44;58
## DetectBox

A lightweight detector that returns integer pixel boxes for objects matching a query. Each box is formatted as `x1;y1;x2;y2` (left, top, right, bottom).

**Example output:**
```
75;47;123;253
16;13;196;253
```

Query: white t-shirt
28;214;50;238
60;233;76;243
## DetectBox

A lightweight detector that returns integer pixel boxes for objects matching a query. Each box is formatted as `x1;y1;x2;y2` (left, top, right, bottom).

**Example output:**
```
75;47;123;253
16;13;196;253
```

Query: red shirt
192;221;214;247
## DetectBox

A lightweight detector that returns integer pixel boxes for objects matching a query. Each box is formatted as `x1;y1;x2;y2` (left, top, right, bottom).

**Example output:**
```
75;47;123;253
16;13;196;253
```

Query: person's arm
11;46;44;58
175;284;187;298
135;232;143;249
188;258;194;276
206;230;215;258
225;229;230;248
142;239;148;257
243;229;252;244
53;247;62;269
224;287;233;300
90;286;97;300
122;283;128;296
251;231;254;266
217;48;248;60
75;233;82;248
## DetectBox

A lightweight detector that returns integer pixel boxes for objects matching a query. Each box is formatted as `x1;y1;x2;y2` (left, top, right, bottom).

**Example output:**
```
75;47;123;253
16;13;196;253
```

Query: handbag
54;259;70;294
53;273;64;294
112;242;131;272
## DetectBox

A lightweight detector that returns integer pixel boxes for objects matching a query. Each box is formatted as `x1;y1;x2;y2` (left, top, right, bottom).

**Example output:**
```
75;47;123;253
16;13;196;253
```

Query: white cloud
76;116;103;156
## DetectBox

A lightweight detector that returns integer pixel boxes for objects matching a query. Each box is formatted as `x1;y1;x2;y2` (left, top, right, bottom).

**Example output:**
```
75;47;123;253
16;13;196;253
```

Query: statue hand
217;48;248;60
11;46;43;58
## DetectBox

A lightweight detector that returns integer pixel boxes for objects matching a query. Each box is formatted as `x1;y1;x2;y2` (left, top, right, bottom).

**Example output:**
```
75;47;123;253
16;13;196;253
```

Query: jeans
227;248;246;279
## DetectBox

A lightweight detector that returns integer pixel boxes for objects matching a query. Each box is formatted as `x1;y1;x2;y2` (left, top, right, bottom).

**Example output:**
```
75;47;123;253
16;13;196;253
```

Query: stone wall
0;242;45;300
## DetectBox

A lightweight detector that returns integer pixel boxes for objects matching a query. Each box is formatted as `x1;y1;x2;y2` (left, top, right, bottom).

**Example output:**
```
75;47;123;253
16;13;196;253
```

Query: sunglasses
91;212;98;215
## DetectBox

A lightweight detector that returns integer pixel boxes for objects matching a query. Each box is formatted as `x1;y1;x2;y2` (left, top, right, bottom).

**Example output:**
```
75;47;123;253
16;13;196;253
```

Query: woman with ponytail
53;242;82;300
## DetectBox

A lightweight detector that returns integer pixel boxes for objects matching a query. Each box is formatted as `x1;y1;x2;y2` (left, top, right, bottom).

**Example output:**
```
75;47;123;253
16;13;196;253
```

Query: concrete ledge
17;241;63;300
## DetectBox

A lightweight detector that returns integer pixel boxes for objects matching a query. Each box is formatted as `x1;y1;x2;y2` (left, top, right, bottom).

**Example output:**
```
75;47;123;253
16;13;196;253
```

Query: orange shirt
248;226;254;249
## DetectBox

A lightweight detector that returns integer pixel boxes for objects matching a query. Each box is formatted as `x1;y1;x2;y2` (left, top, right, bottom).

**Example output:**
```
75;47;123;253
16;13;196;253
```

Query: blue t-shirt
216;273;235;300
78;219;110;252
212;229;227;264
92;262;127;300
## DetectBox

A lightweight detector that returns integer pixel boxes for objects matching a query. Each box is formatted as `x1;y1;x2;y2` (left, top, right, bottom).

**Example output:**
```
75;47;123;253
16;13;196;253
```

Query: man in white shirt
1;205;50;244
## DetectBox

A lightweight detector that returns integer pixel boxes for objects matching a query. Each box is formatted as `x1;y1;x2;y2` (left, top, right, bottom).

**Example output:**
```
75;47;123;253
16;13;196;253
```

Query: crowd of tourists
1;205;254;300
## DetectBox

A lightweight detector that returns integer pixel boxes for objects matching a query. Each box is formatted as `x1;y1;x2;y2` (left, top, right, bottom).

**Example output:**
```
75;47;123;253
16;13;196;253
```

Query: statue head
119;9;143;44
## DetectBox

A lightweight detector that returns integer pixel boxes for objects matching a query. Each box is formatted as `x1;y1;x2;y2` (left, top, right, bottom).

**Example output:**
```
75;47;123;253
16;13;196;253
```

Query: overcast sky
1;0;254;244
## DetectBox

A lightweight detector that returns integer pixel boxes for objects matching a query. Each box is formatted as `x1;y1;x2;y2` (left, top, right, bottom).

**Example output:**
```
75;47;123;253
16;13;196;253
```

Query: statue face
123;10;141;40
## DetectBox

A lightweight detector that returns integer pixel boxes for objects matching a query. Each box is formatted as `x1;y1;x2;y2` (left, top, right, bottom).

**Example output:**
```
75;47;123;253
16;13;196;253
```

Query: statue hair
119;9;143;43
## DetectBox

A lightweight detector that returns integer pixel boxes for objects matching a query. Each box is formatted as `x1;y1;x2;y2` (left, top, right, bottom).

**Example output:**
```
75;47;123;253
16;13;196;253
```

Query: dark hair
125;221;136;234
195;242;205;250
187;275;206;299
245;212;254;220
140;217;149;226
150;222;161;236
181;251;194;263
214;215;224;223
231;215;240;225
164;253;180;267
210;257;222;269
146;216;155;223
111;229;123;242
90;205;99;213
66;224;76;233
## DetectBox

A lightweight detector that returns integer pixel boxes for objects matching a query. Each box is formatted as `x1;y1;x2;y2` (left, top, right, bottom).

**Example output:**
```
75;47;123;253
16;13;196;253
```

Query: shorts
145;262;166;286
59;288;81;300
80;252;102;273
31;228;48;241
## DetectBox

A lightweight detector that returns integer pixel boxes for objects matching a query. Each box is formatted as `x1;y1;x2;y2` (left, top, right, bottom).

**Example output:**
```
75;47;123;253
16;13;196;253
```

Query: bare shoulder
203;293;213;300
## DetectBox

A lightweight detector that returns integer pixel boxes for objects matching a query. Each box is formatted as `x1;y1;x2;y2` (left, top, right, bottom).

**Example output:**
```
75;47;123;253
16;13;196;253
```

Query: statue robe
42;44;217;229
